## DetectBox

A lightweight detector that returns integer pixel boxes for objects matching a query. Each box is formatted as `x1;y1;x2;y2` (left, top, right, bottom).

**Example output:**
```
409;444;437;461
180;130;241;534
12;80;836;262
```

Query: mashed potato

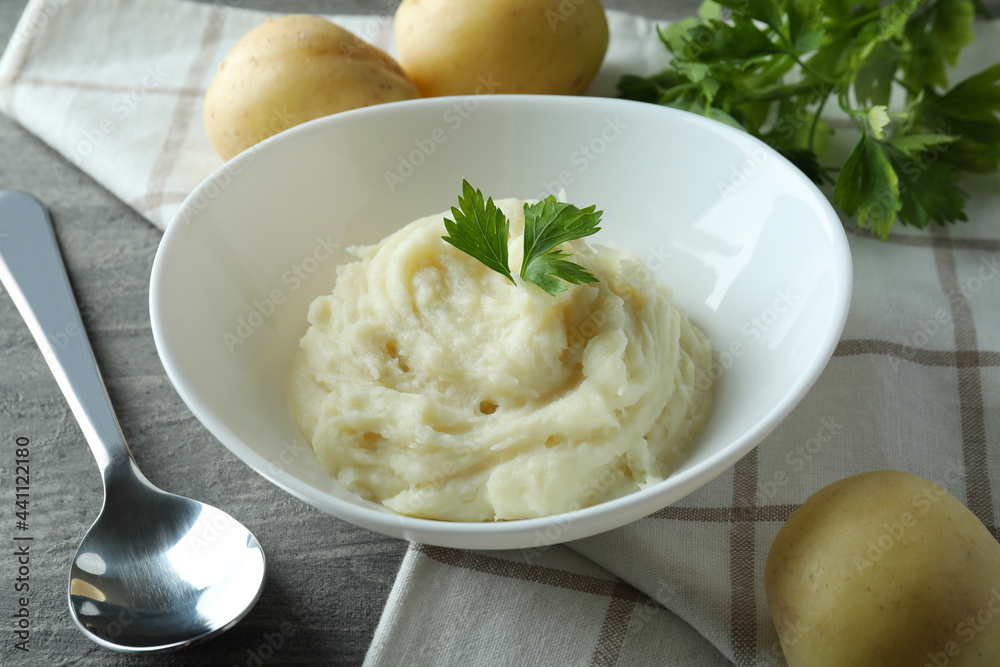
290;198;713;521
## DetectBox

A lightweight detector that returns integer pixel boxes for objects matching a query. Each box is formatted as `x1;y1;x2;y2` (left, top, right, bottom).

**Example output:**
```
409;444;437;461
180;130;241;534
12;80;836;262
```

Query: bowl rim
149;94;853;547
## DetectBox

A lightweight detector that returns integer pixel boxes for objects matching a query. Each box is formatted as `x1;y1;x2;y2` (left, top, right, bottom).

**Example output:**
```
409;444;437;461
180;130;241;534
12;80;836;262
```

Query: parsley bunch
442;180;602;295
619;0;1000;239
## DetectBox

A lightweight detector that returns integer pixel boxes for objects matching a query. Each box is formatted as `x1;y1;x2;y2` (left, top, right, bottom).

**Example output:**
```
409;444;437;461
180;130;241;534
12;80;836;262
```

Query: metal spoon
0;191;266;652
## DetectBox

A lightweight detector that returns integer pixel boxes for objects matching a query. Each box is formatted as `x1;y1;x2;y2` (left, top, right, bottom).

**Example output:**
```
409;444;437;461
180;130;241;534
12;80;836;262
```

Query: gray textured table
0;1;696;665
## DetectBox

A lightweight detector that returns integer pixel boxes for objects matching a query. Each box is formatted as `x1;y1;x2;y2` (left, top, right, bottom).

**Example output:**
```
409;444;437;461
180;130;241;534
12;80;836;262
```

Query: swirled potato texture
290;199;713;521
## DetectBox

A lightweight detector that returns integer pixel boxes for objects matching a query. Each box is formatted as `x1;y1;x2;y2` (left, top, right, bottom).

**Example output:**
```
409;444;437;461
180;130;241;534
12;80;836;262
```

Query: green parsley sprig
442;180;602;295
618;0;1000;239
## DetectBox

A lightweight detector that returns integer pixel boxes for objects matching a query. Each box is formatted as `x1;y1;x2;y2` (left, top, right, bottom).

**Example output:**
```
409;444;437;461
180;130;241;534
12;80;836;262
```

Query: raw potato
394;0;609;97
766;470;1000;666
204;15;420;160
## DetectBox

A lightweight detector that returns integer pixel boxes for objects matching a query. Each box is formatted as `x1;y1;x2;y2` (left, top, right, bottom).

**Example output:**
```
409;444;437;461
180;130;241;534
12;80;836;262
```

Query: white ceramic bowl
150;95;851;549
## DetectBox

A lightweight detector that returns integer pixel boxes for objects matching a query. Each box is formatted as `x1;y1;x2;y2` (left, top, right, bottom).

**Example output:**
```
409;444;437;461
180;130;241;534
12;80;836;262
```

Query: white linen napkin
4;1;1000;665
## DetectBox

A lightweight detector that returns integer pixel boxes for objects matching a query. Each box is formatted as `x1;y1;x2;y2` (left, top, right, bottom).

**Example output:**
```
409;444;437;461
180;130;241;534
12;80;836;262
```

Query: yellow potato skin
765;470;1000;667
204;15;420;160
394;0;609;97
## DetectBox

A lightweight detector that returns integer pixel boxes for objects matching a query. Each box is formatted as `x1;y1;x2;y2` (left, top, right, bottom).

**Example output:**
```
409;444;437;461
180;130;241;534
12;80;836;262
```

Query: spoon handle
0;191;132;474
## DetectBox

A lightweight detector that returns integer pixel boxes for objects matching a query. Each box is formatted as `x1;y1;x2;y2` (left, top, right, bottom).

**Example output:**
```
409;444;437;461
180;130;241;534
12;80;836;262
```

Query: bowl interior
150;96;851;548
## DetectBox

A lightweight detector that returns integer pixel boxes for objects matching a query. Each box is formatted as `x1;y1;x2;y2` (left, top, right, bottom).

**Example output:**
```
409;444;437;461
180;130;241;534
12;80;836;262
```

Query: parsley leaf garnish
441;180;603;295
521;198;602;294
618;0;1000;239
442;180;515;285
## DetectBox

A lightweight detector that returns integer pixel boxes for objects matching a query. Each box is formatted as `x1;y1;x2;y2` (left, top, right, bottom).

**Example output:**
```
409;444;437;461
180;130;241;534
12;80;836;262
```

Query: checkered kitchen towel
3;0;1000;664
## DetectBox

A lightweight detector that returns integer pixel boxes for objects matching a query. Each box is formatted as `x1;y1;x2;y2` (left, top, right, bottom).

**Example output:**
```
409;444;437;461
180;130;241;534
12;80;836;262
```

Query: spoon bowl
0;190;267;652
69;460;266;651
